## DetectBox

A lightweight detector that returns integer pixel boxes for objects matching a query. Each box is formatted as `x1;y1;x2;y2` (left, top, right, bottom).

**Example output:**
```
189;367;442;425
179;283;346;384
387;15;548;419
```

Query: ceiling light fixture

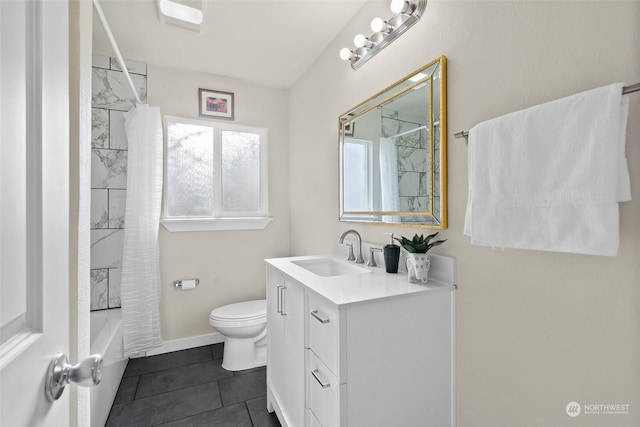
159;0;202;24
156;0;206;32
340;0;427;70
409;72;428;82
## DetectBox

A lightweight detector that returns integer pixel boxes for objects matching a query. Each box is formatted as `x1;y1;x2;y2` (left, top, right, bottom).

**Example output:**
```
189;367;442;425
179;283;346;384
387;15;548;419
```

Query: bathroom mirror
339;56;447;228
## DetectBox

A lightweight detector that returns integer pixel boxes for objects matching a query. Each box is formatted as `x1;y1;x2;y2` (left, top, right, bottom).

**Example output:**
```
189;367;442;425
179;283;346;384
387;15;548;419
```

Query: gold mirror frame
339;56;447;229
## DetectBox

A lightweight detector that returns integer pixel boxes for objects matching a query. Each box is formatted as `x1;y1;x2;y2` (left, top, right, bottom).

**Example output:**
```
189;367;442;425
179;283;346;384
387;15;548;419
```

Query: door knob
45;353;103;401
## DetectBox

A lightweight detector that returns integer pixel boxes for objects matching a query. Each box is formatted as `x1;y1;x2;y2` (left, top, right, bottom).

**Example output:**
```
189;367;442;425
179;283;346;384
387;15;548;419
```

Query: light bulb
339;48;353;61
370;17;384;33
353;34;367;48
390;0;406;14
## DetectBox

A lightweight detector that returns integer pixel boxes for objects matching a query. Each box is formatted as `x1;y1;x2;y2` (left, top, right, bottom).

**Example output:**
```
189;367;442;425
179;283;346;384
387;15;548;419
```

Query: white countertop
265;254;456;307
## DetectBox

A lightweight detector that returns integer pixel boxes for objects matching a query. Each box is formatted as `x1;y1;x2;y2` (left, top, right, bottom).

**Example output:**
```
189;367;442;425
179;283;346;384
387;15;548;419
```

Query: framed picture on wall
199;88;234;120
344;121;355;136
344;115;355;136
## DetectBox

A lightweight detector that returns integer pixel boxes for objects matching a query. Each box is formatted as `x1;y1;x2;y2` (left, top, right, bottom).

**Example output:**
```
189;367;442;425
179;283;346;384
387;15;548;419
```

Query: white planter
407;253;430;284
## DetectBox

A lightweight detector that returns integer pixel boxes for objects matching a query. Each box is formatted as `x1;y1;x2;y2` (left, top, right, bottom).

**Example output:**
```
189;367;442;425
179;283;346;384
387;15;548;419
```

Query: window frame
161;115;271;232
342;137;374;212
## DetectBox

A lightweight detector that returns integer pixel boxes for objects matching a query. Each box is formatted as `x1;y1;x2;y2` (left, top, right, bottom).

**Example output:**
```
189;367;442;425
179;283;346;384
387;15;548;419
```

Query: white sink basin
291;257;369;277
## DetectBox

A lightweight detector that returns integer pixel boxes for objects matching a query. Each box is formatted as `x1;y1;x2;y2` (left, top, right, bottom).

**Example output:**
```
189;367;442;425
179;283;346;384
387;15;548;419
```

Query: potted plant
394;233;446;283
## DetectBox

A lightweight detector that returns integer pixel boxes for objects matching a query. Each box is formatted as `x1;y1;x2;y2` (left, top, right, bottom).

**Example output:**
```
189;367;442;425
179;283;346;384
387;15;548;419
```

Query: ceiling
92;0;368;89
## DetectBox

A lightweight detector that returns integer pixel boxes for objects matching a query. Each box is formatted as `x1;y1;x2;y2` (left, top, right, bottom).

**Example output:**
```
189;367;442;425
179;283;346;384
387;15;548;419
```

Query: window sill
161;217;273;232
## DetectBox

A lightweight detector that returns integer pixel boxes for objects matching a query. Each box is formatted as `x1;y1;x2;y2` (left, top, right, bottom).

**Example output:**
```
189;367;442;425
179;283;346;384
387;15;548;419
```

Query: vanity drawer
307;351;340;427
307;294;340;376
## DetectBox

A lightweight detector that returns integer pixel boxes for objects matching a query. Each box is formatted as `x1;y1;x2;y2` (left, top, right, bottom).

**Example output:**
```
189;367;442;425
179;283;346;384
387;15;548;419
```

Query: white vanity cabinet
305;289;453;427
266;255;455;427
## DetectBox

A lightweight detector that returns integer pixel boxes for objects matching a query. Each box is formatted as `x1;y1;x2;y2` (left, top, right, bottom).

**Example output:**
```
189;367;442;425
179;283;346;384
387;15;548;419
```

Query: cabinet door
267;269;286;404
267;269;305;427
282;278;305;427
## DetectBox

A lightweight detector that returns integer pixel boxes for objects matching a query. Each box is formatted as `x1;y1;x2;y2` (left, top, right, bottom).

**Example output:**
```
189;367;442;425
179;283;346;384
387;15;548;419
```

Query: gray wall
289;1;639;426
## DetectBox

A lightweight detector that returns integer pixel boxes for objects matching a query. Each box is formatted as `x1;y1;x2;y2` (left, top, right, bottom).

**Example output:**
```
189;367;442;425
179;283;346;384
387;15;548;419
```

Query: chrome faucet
338;229;365;264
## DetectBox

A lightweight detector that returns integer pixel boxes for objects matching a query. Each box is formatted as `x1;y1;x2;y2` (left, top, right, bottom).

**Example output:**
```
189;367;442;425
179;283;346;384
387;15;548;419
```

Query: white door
0;0;74;425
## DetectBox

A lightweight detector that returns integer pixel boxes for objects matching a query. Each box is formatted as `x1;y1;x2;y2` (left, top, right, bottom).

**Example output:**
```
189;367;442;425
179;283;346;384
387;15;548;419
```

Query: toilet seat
209;300;266;327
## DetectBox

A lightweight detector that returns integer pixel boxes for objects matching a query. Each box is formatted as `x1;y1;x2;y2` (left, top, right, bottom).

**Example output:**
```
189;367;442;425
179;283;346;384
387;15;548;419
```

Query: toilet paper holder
173;278;199;288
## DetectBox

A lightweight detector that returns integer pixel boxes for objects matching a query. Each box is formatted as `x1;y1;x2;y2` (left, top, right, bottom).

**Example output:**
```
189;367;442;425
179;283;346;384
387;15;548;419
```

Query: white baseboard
134;332;225;358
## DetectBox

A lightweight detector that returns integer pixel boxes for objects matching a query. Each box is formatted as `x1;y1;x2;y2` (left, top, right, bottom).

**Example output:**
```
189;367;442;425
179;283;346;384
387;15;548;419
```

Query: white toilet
209;299;267;371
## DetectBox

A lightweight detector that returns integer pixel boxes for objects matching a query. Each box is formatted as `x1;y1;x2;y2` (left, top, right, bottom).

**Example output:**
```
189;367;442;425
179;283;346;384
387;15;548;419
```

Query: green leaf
424;232;438;244
414;243;428;253
426;239;447;251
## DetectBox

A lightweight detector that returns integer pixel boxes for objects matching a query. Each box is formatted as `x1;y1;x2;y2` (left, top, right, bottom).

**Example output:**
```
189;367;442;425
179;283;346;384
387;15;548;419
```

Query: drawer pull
310;310;330;324
276;285;283;314
281;285;287;316
277;285;287;316
311;369;331;388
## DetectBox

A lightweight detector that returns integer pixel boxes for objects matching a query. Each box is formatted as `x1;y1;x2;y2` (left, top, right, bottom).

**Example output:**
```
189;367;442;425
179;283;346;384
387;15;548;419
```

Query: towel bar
455;82;640;140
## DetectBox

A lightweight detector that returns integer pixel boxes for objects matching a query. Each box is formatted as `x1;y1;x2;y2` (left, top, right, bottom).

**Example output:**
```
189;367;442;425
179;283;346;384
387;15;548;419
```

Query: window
161;116;270;231
342;138;373;212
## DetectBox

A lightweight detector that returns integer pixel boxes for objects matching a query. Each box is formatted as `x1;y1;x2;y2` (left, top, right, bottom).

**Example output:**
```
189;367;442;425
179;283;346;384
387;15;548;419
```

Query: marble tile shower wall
90;54;147;311
432;124;441;220
381;109;430;222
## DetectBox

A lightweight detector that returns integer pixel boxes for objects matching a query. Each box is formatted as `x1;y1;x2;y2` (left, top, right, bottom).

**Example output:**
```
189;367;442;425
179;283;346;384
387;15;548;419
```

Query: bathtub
90;309;127;427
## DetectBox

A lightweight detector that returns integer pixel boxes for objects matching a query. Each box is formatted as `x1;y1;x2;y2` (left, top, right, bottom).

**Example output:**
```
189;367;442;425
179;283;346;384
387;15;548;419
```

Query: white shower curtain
121;104;163;357
380;137;400;222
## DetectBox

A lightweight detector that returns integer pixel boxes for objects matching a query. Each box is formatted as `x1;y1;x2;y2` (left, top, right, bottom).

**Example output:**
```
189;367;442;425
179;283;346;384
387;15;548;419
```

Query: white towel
464;83;630;256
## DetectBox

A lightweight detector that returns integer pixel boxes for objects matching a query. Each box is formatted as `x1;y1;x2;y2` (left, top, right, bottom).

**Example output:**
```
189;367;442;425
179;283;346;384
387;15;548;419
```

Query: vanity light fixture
370;17;393;34
340;0;427;70
339;48;357;61
353;34;375;49
390;0;419;15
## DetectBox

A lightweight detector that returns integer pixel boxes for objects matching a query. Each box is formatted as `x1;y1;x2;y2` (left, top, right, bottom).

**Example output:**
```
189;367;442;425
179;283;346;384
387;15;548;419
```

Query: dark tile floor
106;344;281;427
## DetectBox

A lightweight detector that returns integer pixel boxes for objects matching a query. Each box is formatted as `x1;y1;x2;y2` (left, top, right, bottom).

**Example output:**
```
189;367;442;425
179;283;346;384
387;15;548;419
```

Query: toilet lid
210;299;266;321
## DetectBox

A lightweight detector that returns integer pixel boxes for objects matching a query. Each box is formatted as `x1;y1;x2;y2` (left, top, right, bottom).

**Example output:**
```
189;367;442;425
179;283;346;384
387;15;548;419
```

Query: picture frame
344;116;355;136
199;88;234;120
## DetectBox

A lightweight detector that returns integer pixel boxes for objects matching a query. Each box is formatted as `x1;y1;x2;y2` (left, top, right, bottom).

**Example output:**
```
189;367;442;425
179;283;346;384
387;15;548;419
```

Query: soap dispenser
383;233;400;273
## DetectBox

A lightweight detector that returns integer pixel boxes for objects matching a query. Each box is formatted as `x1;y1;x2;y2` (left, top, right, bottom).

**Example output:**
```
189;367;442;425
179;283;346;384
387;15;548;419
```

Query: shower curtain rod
454;82;640;140
92;0;143;105
390;125;428;139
